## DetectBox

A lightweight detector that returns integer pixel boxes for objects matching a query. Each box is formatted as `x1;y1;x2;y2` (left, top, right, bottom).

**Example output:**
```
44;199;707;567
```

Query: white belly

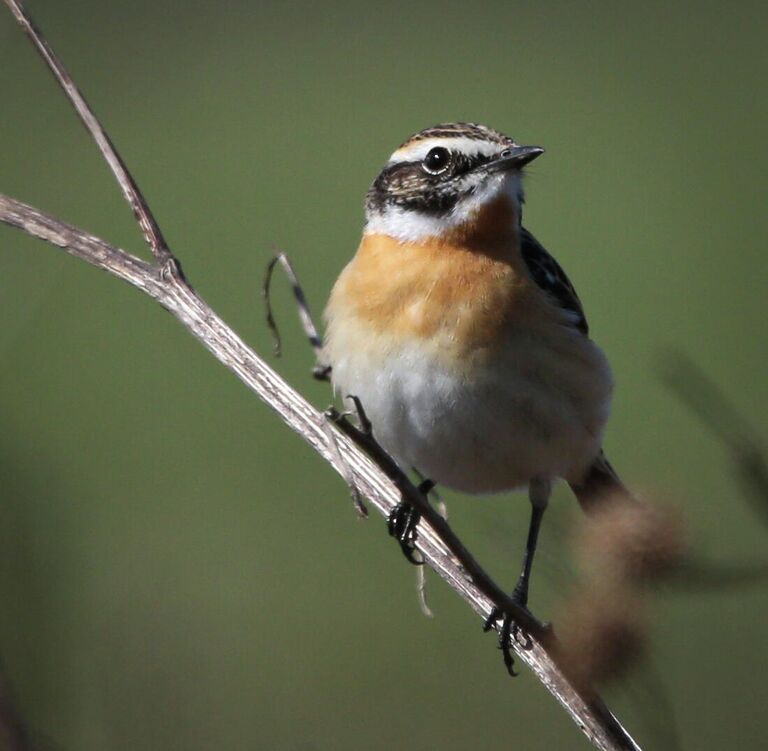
327;324;613;494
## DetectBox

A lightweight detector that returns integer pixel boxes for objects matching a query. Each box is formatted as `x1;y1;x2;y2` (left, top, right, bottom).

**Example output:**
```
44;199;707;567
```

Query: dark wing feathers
519;227;589;335
520;231;634;509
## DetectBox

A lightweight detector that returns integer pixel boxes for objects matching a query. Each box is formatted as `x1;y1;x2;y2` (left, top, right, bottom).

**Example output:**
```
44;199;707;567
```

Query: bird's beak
484;145;545;172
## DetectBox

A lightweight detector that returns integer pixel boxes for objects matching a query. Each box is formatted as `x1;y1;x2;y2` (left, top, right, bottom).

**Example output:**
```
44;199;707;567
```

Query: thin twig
3;0;172;265
0;2;643;748
660;351;759;452
320;414;369;518
263;252;325;361
660;350;768;526
413;469;447;617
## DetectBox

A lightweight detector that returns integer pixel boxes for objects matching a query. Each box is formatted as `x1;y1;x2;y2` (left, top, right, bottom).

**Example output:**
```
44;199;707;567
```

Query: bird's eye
422;147;451;175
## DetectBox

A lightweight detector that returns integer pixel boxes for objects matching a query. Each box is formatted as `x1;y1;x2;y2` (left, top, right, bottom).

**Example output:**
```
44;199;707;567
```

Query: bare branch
3;0;171;264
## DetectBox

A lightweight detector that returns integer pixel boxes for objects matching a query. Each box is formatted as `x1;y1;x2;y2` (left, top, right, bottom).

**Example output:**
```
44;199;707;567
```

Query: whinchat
324;122;627;649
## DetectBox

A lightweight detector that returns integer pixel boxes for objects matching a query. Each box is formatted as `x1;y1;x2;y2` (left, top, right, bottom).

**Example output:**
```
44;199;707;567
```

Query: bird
323;122;628;667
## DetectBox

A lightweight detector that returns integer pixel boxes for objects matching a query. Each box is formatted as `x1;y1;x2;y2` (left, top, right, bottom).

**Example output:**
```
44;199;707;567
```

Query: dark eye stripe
453;152;493;175
365;150;498;217
396;190;461;215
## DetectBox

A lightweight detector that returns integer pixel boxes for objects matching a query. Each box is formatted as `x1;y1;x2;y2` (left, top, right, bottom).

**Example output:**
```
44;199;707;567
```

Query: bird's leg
512;477;551;607
484;477;552;676
336;394;432;565
388;478;434;566
345;394;372;436
326;398;431;564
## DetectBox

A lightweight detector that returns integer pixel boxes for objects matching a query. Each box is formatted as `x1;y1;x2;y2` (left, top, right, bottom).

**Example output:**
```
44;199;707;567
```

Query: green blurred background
1;0;767;748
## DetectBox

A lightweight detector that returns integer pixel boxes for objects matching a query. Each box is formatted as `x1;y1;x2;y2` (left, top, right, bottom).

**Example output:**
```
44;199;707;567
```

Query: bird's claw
345;394;373;435
483;592;537;677
387;502;423;565
386;479;435;565
482;608;519;676
313;363;332;381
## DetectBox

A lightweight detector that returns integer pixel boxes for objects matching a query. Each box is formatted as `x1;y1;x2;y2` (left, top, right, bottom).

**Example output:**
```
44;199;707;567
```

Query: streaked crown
365;122;543;242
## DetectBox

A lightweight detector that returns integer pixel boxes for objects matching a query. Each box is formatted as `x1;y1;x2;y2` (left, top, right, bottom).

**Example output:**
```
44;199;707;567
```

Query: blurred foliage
0;0;767;749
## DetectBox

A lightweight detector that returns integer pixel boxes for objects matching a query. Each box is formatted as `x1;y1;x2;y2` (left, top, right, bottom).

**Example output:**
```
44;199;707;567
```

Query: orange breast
327;195;557;362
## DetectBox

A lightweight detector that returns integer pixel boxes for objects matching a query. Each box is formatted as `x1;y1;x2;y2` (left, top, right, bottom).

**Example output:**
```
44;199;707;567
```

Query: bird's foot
387;502;422;565
387;479;434;566
482;585;538;677
313;363;332;381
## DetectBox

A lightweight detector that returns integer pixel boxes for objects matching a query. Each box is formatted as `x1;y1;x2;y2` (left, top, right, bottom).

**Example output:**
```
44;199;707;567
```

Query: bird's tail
568;451;634;513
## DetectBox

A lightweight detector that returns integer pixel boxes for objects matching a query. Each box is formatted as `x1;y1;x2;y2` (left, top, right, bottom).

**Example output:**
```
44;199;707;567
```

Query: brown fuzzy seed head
574;501;687;584
555;584;647;691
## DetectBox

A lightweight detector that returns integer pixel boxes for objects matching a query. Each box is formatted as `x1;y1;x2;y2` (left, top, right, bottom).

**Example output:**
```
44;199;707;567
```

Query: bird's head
364;122;543;244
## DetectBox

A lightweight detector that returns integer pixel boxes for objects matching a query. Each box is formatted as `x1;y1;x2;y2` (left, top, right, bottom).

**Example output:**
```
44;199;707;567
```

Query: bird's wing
519;227;589;335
